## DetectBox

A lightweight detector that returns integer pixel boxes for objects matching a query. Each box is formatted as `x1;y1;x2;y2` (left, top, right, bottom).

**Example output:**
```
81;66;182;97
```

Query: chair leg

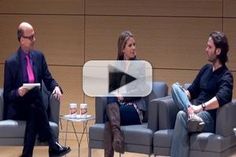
88;148;91;157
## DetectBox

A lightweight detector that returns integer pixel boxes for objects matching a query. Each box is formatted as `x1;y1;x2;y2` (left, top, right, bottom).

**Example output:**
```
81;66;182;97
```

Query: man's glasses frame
22;34;35;41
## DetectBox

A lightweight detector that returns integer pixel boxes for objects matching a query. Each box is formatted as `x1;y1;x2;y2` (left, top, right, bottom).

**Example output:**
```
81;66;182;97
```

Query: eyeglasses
22;34;35;41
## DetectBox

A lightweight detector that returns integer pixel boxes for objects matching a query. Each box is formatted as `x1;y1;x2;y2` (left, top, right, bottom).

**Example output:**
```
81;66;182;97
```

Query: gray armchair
88;81;168;157
0;86;60;145
153;96;236;157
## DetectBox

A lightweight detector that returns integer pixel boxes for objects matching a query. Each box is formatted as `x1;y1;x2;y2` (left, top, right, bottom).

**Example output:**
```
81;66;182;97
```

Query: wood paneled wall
0;0;236;116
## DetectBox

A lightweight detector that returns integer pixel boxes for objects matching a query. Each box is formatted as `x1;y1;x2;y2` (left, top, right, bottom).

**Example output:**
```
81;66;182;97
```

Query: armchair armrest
95;97;107;123
157;96;179;130
215;99;236;137
48;95;60;124
148;96;170;131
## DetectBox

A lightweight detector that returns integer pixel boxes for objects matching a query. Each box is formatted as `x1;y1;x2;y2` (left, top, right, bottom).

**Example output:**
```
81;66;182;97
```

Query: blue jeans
171;83;191;111
170;83;214;157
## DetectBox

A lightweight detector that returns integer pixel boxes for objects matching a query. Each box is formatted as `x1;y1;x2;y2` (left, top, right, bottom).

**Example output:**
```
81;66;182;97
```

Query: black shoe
49;142;71;157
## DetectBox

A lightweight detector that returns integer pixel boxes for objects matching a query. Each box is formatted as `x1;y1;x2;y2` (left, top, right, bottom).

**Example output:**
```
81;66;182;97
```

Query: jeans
170;83;214;157
171;83;190;111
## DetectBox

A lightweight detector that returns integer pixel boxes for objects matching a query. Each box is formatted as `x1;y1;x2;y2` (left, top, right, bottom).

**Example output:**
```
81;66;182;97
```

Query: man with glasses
3;22;71;157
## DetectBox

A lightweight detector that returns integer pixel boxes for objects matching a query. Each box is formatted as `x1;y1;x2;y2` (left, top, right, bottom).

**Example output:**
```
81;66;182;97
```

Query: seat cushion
153;129;236;154
89;123;104;141
190;133;236;152
0;120;58;138
0;120;26;137
89;123;153;146
153;129;173;148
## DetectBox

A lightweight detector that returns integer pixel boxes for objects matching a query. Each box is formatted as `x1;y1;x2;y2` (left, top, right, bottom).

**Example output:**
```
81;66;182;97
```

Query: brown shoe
187;114;205;133
112;130;124;153
106;103;125;153
104;122;114;157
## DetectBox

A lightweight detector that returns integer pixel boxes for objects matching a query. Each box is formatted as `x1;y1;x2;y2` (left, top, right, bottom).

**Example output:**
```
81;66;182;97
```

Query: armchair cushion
216;100;236;136
0;120;58;138
0;89;3;121
190;133;236;153
90;123;153;145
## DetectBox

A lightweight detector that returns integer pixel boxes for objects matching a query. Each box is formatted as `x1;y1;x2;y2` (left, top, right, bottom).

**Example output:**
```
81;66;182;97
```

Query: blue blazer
3;48;59;117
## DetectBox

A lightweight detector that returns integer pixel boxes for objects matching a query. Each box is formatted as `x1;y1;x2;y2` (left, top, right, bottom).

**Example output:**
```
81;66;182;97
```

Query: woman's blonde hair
117;31;134;60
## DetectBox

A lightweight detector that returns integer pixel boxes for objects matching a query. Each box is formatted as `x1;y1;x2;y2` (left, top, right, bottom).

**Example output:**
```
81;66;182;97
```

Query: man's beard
208;55;218;63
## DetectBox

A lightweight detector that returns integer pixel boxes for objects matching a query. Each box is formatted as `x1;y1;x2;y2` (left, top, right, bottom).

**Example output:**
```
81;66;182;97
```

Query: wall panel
85;96;95;116
48;66;83;115
0;65;3;88
0;15;84;66
223;19;236;70
154;69;236;98
85;16;222;69
154;69;198;91
223;0;236;17
86;0;222;17
0;0;84;14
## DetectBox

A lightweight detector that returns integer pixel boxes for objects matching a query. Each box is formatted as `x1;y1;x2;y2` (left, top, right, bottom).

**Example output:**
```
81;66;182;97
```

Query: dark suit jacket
3;48;59;119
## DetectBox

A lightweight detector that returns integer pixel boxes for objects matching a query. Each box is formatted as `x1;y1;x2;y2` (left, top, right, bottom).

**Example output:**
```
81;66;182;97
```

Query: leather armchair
153;96;236;157
88;81;168;156
0;86;60;145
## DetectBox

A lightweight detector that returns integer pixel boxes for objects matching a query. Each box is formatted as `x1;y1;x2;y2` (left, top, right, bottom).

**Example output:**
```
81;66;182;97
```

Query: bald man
3;22;71;157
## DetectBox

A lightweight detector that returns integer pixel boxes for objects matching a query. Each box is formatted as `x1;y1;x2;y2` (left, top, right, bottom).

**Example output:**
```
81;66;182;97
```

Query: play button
108;65;136;93
83;60;152;97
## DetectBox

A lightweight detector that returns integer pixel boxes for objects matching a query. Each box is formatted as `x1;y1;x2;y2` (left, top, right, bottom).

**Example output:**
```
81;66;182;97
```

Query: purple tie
26;55;35;83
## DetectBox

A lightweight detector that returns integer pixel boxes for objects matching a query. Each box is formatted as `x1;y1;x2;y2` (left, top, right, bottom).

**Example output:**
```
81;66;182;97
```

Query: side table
60;114;95;157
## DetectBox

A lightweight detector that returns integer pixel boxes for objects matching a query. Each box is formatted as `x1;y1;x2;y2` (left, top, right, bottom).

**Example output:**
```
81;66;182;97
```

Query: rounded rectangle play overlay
83;60;152;97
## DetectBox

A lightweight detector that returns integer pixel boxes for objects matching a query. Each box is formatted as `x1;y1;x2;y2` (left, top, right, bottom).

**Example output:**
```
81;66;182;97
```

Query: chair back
143;81;168;122
0;89;3;121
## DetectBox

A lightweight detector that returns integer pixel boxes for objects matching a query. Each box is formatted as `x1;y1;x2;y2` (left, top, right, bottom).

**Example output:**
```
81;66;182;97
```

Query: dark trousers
119;104;140;125
106;97;141;126
6;88;54;157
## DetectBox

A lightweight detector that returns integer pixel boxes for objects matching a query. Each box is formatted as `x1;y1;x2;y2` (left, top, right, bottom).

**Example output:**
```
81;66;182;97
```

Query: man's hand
52;86;62;100
188;105;202;115
18;86;29;97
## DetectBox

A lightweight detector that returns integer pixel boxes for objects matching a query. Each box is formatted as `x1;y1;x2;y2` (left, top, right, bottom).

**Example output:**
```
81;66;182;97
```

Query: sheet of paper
23;83;41;90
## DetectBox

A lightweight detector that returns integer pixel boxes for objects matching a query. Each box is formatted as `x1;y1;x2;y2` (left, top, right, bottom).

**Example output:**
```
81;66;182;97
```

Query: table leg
84;121;89;144
71;121;90;157
65;120;69;145
71;122;80;157
80;121;88;144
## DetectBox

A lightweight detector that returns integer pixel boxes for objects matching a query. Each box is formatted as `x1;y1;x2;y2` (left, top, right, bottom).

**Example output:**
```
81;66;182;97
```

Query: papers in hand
23;83;40;90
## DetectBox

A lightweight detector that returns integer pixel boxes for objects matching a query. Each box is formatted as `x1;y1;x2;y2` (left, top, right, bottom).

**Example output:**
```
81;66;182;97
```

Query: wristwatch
201;103;206;111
